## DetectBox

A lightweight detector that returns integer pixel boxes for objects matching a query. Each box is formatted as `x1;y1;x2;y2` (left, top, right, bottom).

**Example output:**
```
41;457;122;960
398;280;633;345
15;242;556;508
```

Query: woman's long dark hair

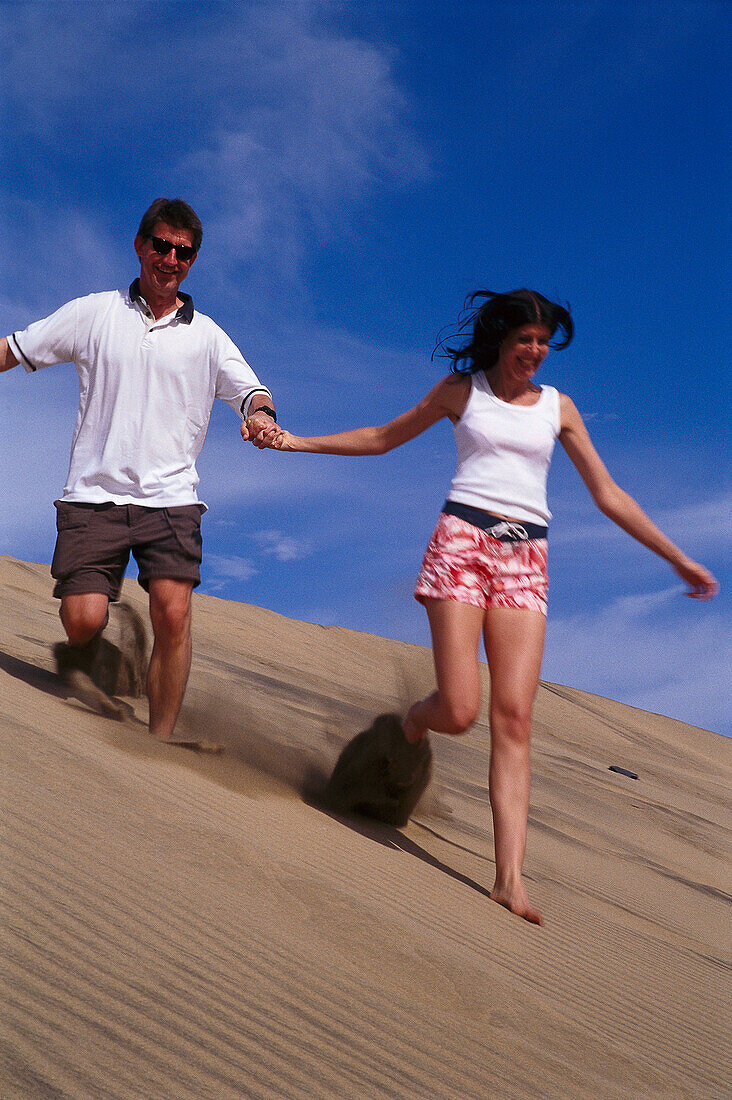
437;288;574;375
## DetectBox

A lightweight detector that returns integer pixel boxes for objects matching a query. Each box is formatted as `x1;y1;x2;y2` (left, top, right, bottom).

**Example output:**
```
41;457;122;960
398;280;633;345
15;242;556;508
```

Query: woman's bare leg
403;599;485;743
483;607;546;925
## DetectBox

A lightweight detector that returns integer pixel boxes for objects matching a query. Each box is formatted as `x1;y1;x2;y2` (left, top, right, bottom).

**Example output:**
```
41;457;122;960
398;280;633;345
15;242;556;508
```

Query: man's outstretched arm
1;337;20;372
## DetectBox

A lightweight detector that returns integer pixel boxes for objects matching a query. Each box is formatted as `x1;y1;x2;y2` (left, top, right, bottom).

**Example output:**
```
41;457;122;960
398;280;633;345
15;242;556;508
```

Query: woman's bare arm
254;375;470;455
0;337;19;372
558;394;718;599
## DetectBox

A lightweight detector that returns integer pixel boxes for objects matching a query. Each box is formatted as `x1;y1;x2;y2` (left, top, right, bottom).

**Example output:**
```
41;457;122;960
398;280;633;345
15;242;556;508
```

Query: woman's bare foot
490;881;543;926
402;705;427;745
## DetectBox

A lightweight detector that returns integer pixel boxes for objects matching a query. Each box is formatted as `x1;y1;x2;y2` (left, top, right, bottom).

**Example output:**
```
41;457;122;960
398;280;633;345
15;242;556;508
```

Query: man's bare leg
57;592;125;717
147;578;219;751
147;578;192;740
60;592;110;644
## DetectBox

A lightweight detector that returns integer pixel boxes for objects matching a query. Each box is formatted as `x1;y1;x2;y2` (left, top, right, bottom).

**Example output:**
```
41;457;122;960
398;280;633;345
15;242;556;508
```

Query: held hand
247;425;298;451
674;558;719;601
241;412;279;449
268;429;297;451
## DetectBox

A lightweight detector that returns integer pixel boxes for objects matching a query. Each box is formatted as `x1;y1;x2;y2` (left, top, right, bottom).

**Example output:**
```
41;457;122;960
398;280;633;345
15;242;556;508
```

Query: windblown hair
438;288;574;375
137;197;203;253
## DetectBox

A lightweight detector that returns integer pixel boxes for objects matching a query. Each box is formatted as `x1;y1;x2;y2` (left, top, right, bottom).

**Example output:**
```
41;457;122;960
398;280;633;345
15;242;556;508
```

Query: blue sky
1;0;730;735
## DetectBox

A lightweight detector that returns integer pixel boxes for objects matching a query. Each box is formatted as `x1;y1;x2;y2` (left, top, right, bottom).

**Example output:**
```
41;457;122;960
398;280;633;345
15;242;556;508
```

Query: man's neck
138;278;181;321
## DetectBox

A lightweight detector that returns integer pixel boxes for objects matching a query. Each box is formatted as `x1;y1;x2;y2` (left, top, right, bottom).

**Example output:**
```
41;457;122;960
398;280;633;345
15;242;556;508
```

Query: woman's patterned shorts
414;513;549;615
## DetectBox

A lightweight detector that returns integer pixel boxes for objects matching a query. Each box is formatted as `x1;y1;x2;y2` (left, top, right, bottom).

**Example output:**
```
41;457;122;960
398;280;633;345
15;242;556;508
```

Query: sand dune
1;555;729;1099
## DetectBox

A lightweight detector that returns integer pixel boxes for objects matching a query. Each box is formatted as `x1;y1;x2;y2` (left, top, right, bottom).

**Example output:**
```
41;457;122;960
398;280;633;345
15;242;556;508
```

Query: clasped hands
240;411;288;450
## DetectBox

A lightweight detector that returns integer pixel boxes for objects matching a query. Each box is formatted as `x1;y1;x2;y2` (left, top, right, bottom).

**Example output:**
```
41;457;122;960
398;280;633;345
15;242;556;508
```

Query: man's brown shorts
51;501;204;601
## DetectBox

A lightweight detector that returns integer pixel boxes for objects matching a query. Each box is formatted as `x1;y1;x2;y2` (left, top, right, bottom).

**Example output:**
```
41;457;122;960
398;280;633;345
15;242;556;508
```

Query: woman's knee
490;699;533;743
441;695;481;736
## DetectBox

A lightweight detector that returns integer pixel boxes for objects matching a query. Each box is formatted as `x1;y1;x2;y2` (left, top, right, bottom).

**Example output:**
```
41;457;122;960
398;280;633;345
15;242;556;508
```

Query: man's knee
149;581;192;642
60;594;109;645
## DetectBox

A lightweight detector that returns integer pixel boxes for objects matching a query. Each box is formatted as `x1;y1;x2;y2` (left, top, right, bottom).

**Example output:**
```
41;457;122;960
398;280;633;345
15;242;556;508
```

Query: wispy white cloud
550;488;732;558
0;201;125;314
0;293;47;335
0;367;79;558
184;7;430;294
544;586;731;735
581;411;620;423
205;553;258;587
650;492;732;551
251;530;313;562
2;2;429;301
204;526;313;593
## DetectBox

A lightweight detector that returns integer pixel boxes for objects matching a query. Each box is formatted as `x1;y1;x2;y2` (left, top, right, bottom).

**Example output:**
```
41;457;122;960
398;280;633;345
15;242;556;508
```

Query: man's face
134;220;197;299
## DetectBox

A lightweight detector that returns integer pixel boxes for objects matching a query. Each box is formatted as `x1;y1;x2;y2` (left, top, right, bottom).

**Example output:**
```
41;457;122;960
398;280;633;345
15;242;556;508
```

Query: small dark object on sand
609;765;639;780
54;601;148;719
323;713;433;827
160;737;223;755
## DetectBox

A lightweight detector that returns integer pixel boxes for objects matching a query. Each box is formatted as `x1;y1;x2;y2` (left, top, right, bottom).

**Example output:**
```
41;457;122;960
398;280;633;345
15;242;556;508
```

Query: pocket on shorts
165;504;204;563
54;501;92;532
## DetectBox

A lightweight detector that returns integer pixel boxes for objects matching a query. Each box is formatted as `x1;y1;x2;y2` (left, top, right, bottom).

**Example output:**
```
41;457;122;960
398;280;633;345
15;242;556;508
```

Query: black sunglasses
147;235;197;262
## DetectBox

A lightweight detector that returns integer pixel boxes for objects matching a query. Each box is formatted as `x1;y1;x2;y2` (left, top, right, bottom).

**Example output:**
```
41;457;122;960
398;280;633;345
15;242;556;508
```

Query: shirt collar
128;278;194;324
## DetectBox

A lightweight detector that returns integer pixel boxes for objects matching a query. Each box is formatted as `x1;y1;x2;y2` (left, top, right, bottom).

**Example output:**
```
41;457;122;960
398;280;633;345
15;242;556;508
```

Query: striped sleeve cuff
7;332;37;372
240;388;273;418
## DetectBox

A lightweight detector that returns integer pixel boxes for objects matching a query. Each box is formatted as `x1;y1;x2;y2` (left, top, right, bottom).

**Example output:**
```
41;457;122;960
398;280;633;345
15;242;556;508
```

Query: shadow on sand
308;796;495;901
0;646;492;900
0;647;140;723
0;649;65;699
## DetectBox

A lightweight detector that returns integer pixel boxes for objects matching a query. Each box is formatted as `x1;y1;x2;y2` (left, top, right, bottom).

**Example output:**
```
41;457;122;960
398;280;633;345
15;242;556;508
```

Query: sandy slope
1;556;729;1099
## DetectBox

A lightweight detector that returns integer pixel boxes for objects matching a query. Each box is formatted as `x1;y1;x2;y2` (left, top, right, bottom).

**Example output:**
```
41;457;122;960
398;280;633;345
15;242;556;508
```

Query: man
1;197;278;747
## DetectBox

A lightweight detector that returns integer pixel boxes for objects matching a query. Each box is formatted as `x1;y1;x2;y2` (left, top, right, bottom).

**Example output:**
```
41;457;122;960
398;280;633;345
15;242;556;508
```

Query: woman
251;289;718;925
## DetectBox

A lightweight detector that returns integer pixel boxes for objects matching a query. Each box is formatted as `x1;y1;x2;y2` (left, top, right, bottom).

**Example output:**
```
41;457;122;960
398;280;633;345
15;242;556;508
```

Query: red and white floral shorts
414;513;549;615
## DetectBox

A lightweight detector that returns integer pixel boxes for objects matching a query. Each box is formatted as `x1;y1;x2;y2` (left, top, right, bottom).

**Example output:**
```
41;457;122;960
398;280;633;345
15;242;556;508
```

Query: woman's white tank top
447;373;561;525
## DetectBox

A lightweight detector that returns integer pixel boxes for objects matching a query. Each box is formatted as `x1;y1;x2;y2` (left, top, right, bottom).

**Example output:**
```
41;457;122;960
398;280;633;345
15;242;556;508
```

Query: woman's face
497;323;551;381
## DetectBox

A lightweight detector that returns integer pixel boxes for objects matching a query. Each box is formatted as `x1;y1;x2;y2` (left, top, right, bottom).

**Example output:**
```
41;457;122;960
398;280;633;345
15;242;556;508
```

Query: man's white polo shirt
8;281;272;508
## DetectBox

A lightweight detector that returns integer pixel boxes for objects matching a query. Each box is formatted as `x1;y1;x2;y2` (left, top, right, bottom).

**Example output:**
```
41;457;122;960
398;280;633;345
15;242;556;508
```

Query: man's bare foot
65;669;125;721
490;883;543;926
156;736;223;755
402;706;427;745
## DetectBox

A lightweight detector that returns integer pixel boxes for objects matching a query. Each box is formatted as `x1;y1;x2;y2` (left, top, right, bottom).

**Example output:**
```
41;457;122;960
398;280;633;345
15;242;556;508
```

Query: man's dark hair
137;198;203;253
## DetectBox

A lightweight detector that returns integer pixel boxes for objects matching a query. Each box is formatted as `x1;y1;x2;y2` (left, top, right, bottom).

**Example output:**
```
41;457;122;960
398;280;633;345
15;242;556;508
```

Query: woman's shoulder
539;385;572;407
441;371;473;389
555;389;577;411
538;383;561;405
556;390;586;431
427;372;472;398
433;372;472;417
